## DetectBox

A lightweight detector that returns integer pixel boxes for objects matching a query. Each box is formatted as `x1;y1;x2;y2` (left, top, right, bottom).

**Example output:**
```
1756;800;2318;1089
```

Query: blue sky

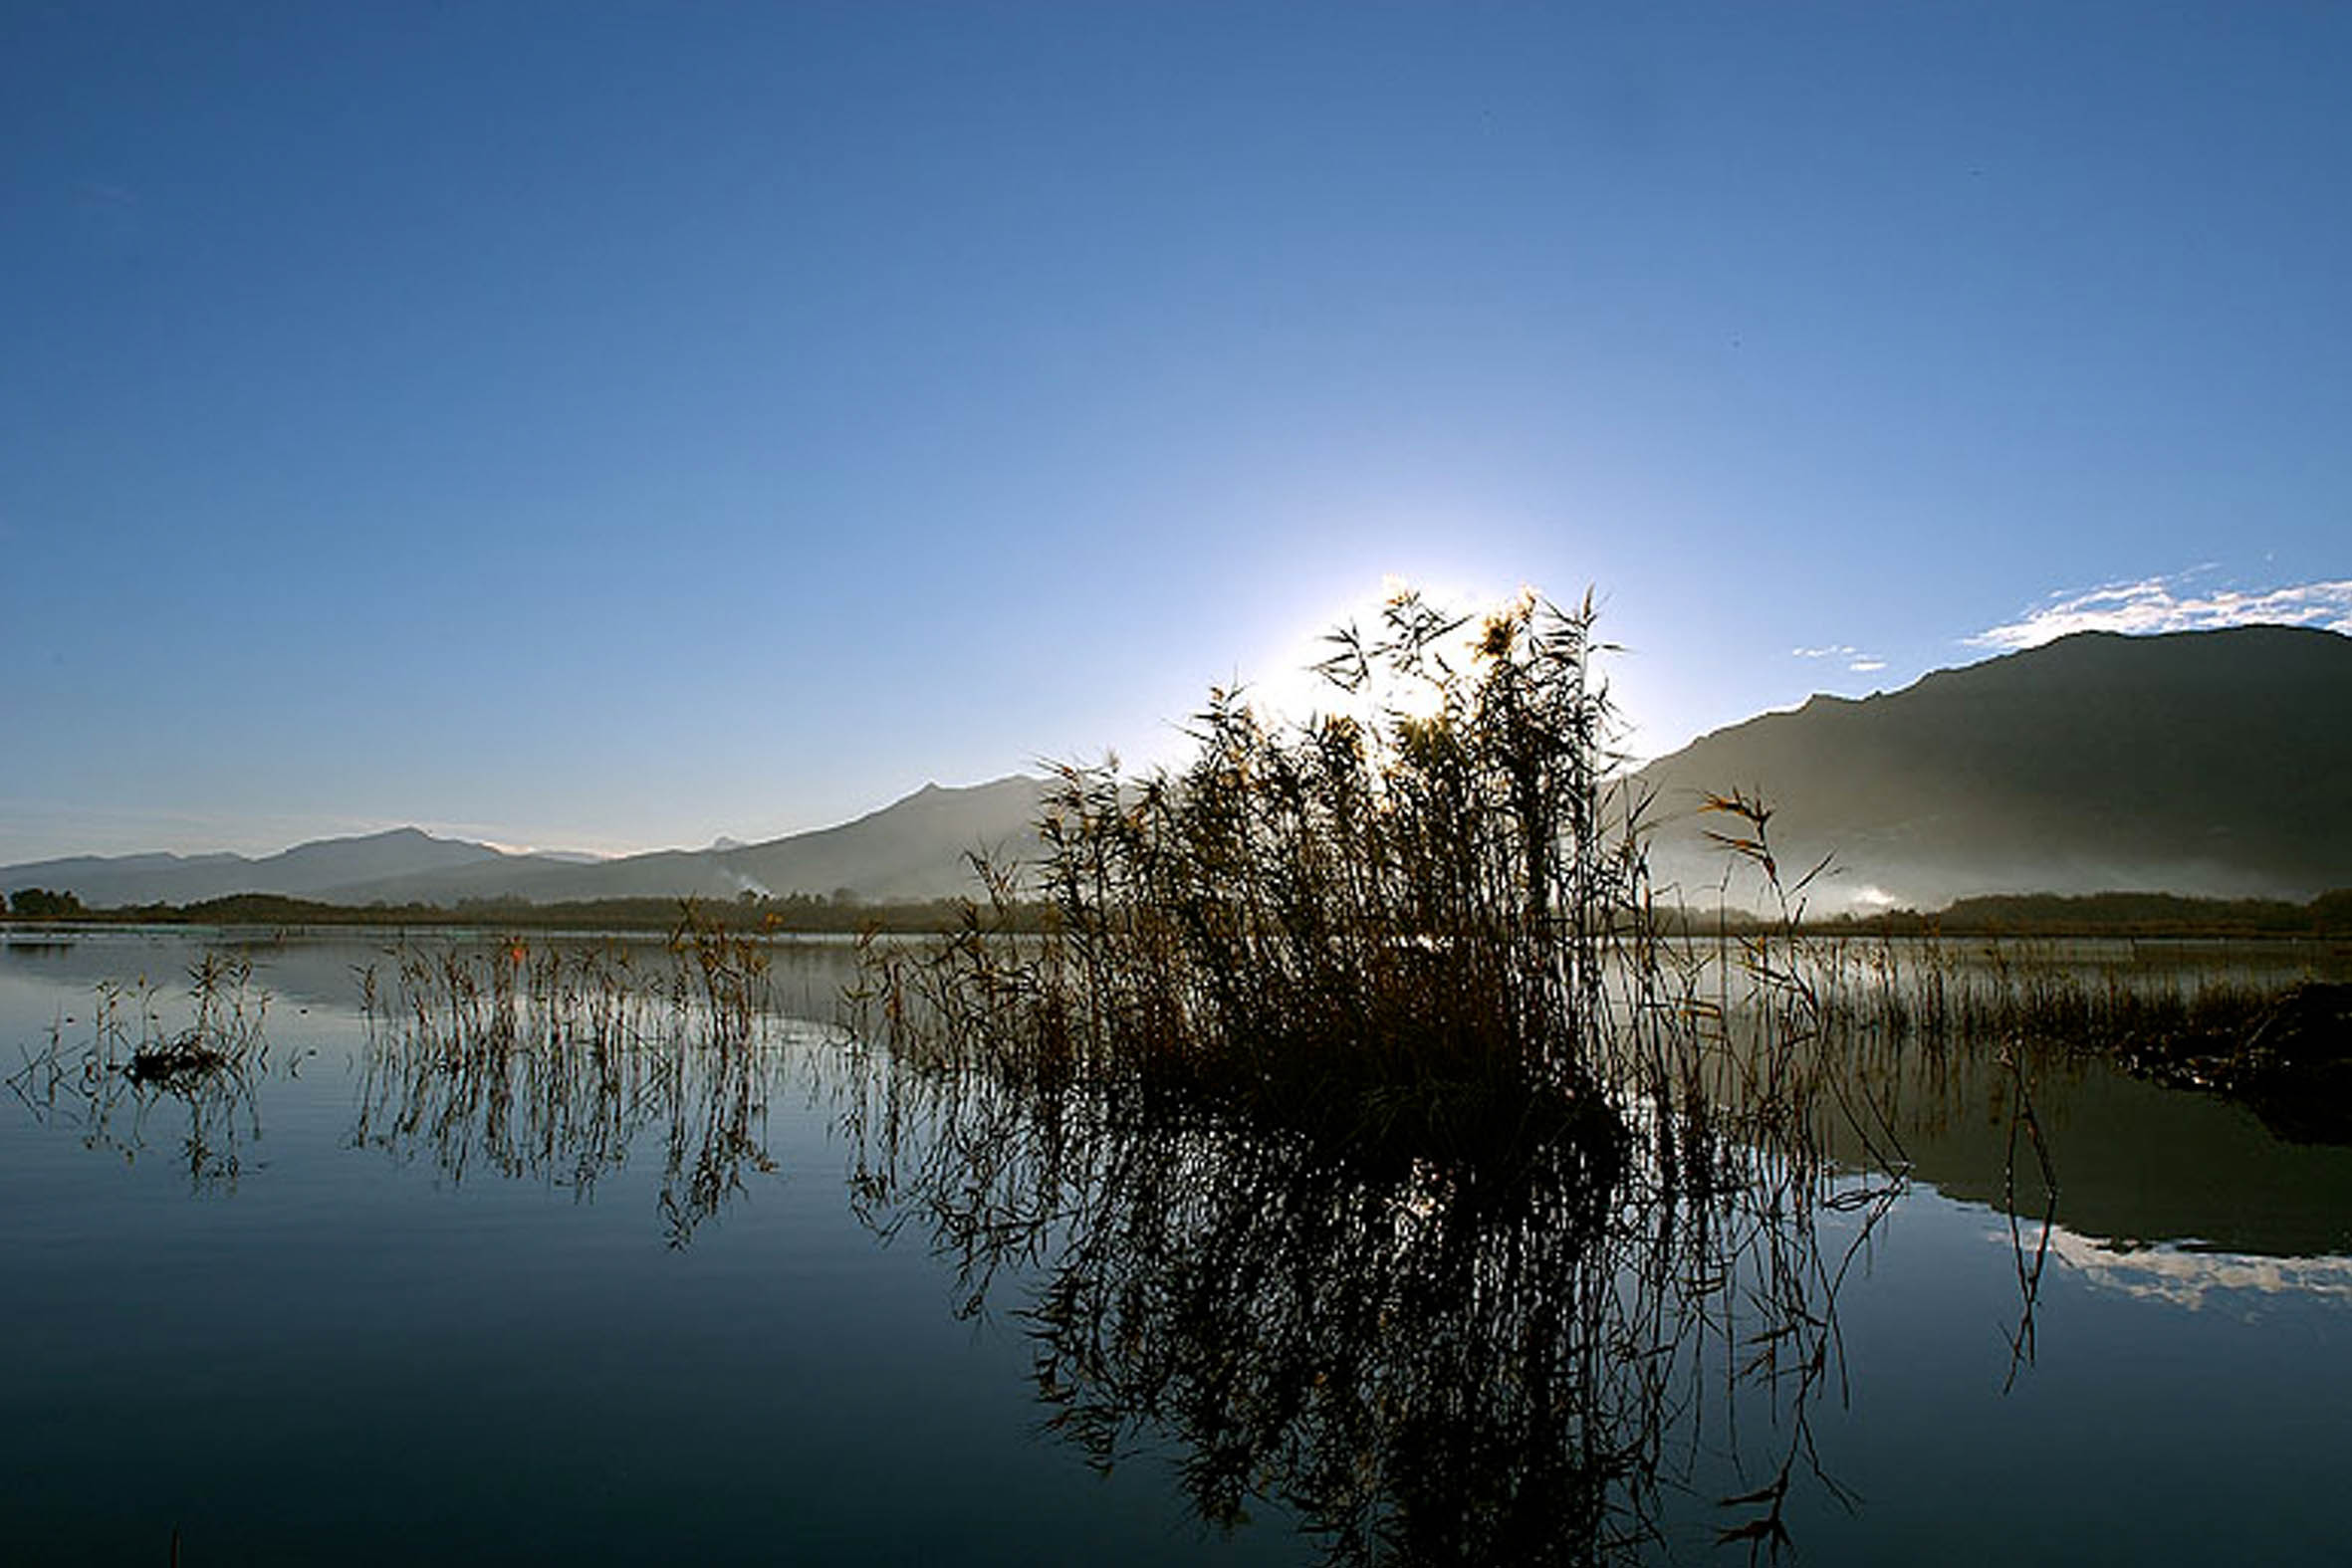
5;3;2347;862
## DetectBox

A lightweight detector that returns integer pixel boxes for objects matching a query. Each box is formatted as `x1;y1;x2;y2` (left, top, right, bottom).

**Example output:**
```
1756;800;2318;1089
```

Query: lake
5;928;2349;1564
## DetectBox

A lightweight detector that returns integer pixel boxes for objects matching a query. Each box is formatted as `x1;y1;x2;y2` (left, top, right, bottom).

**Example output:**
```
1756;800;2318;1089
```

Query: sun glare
1237;575;1529;731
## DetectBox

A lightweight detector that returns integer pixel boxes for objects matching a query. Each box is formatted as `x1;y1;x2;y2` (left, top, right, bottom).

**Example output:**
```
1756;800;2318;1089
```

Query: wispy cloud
1791;643;1887;675
1970;572;2352;652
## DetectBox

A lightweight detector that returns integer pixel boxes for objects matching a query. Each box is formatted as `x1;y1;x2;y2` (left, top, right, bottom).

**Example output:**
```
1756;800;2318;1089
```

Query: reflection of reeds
837;977;1893;1563
354;914;790;1245
846;590;1914;1561
4;953;273;1191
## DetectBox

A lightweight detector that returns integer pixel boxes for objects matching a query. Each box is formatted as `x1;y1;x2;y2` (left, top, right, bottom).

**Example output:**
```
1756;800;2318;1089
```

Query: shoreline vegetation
6;570;2349;1137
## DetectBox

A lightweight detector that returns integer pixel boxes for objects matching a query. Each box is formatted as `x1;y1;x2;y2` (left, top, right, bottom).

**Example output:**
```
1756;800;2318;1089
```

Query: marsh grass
838;921;1898;1565
860;591;1753;1175
1770;929;2350;1140
1796;931;2277;1044
4;952;275;1190
355;910;792;1243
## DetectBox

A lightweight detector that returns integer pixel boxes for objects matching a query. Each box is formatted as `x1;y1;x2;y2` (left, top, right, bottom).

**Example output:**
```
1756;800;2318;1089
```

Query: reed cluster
356;913;790;1243
835;587;1963;1556
3;953;273;1189
1781;932;2349;1140
864;590;1708;1168
366;909;774;1056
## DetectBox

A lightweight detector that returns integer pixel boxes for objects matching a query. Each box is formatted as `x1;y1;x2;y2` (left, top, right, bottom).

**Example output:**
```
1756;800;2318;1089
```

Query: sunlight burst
1235;575;1529;731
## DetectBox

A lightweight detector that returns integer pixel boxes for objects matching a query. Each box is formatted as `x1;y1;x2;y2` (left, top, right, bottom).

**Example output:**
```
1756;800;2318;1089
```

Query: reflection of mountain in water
1822;1030;2352;1258
835;924;2352;1560
2041;1227;2352;1310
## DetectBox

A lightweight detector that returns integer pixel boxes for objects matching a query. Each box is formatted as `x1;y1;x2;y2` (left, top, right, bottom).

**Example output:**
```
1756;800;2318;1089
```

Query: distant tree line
1798;888;2352;939
7;882;2349;939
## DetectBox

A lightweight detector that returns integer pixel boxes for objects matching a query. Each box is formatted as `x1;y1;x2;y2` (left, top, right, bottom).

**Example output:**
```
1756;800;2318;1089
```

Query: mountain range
1631;624;2352;910
0;827;506;909
2;778;1046;910
7;626;2347;915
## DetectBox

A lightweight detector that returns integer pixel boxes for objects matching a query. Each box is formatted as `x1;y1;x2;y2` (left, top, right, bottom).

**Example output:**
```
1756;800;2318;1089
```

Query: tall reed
865;589;1729;1169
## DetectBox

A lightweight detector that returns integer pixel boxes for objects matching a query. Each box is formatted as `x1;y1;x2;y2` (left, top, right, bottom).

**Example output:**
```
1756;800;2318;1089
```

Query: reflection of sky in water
2031;1225;2352;1311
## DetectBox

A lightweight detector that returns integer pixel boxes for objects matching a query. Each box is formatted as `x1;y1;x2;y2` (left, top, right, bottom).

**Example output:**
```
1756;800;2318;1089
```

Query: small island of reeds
862;589;1810;1180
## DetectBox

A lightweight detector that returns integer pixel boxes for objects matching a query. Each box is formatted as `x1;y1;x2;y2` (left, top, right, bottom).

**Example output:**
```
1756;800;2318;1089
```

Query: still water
3;930;2348;1564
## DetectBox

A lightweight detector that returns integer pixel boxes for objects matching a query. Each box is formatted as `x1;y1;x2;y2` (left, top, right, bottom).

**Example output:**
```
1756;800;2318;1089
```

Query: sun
1236;574;1529;730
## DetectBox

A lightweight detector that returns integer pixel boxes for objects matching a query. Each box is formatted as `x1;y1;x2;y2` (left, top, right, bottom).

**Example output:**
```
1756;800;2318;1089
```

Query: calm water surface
4;930;2348;1564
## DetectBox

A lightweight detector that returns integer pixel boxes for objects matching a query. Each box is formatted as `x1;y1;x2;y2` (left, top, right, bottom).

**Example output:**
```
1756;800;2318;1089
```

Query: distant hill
0;827;507;908
714;775;1046;902
0;776;1051;912
312;777;1045;906
6;779;1047;912
1632;625;2352;911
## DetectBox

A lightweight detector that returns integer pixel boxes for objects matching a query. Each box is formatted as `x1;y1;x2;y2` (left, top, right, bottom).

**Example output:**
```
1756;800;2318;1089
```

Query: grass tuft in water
354;908;792;1242
859;588;1699;1172
4;952;274;1189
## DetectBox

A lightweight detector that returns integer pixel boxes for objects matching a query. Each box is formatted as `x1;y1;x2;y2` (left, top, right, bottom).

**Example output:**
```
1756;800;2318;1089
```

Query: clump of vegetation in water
355;910;790;1244
865;590;1736;1174
4;952;274;1190
1774;931;2352;1141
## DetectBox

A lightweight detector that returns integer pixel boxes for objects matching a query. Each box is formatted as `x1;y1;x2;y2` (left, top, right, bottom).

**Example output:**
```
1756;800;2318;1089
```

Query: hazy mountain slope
299;846;717;906
0;828;506;906
257;828;511;893
713;777;1047;902
0;850;243;905
317;777;1050;906
1632;626;2352;909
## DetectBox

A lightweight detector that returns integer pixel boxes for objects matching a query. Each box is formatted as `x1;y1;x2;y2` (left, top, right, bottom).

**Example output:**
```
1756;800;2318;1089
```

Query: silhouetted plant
835;952;1895;1566
862;589;1723;1173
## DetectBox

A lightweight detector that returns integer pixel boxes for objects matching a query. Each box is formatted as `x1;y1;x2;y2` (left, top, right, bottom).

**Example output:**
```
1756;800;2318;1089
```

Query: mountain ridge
1;778;1047;910
1630;624;2352;910
0;826;507;908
